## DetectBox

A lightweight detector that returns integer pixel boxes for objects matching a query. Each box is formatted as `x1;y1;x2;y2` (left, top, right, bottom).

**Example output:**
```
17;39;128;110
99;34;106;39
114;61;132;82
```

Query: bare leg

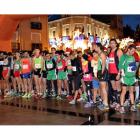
27;78;31;94
64;79;69;95
57;80;62;95
120;86;127;106
129;86;135;105
34;75;39;93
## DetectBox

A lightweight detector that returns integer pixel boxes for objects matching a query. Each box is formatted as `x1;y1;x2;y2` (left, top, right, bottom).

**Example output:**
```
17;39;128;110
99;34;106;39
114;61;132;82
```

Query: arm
117;49;123;61
40;56;44;72
32;57;36;71
100;53;106;75
4;57;11;67
118;55;128;69
49;59;56;71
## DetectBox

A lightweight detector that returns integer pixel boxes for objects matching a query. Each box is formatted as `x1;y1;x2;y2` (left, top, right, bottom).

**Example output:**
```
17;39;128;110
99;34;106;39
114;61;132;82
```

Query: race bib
93;67;98;72
58;65;62;69
84;74;89;78
23;65;28;69
35;64;41;68
127;66;133;72
0;61;3;65
47;64;52;69
72;66;76;71
68;60;71;65
109;58;114;63
15;64;19;69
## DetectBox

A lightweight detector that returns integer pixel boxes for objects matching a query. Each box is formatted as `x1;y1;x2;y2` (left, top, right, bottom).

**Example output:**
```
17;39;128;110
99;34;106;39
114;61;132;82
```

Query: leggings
68;75;73;95
47;80;58;95
85;81;93;102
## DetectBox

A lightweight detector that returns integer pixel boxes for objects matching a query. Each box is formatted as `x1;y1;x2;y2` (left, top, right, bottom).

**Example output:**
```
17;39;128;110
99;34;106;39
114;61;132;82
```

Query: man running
109;39;123;110
119;45;137;114
95;43;109;110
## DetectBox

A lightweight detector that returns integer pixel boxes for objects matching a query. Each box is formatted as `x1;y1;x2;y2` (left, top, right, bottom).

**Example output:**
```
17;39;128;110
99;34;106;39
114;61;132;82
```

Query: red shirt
88;55;93;61
123;51;139;62
56;59;65;71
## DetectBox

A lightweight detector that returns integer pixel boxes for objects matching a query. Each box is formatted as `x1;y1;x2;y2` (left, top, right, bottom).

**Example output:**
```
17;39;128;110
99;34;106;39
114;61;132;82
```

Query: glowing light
51;44;57;49
65;41;73;48
56;37;62;46
103;33;109;41
73;29;82;40
88;42;92;48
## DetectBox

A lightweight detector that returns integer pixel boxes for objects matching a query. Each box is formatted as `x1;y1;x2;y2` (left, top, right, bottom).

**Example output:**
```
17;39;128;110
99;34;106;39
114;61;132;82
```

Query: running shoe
135;99;139;104
38;95;42;99
115;104;121;111
69;99;75;104
46;95;51;99
66;94;70;99
124;100;130;107
4;90;8;95
68;95;73;100
84;102;91;107
56;95;61;100
27;94;31;99
13;92;17;96
83;93;87;100
42;93;47;99
77;94;80;99
130;105;137;112
110;102;117;108
63;90;67;95
4;93;11;98
22;93;28;98
21;92;25;96
119;107;126;114
91;101;96;108
35;94;40;98
90;100;94;104
31;90;35;97
97;101;103;108
99;104;109;110
96;96;101;102
51;92;56;97
77;97;84;102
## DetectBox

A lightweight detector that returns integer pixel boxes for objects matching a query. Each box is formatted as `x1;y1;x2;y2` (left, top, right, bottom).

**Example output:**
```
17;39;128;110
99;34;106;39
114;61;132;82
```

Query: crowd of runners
0;39;140;114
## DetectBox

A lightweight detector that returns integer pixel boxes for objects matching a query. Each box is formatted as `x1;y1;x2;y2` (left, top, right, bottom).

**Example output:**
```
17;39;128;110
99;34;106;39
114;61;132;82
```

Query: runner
21;51;32;99
69;53;84;104
95;43;109;110
91;50;101;107
119;45;137;114
45;52;58;99
55;51;69;100
32;49;44;98
109;39;123;111
0;52;4;95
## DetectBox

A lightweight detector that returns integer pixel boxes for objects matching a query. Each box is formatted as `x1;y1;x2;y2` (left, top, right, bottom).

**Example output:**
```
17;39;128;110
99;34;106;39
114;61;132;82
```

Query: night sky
49;15;140;31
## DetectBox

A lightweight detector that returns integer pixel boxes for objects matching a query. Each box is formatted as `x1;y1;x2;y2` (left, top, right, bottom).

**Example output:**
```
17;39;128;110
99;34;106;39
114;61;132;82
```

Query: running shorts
58;71;67;80
23;72;30;79
15;71;20;78
121;76;136;86
0;70;3;80
34;69;41;78
97;69;109;82
10;70;14;77
42;71;47;78
109;73;119;81
2;69;10;78
92;79;100;88
47;74;57;81
73;75;81;90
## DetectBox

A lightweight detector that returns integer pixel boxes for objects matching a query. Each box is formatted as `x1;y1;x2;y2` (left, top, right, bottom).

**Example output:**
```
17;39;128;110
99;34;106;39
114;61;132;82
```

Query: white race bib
72;66;76;71
68;60;71;65
109;58;114;64
35;64;41;68
58;65;62;69
15;64;19;69
84;74;89;78
0;61;3;65
23;65;28;69
127;66;133;72
93;67;98;72
47;64;52;69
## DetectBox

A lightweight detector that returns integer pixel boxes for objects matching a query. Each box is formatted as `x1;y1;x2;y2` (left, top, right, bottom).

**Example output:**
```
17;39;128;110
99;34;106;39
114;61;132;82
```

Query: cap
8;52;12;56
82;54;88;61
3;51;7;55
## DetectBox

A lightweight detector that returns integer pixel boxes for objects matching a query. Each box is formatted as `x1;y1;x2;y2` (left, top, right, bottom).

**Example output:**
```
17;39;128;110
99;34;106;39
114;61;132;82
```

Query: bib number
15;64;19;69
68;60;71;65
84;74;89;78
47;64;52;69
109;58;114;63
72;66;76;71
23;65;28;69
93;67;98;72
127;66;133;72
58;65;62;69
35;64;41;68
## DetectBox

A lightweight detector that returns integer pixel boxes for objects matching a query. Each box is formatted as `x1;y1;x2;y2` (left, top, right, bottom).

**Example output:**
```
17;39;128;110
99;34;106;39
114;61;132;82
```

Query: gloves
131;66;137;71
64;66;67;72
129;62;136;67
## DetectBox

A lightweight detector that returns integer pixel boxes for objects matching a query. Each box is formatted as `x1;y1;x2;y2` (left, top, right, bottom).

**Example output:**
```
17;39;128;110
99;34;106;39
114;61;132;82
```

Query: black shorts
122;83;135;87
109;73;119;81
34;69;41;78
85;81;93;89
97;69;109;82
0;71;3;80
10;70;14;77
68;75;73;81
73;75;81;91
42;71;47;78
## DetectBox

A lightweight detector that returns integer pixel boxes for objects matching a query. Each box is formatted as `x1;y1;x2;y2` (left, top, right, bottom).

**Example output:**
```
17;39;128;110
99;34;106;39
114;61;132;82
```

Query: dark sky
48;15;140;31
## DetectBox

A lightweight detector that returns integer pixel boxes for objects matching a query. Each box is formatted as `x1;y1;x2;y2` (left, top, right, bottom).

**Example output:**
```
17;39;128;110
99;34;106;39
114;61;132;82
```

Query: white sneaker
124;100;130;106
77;97;84;101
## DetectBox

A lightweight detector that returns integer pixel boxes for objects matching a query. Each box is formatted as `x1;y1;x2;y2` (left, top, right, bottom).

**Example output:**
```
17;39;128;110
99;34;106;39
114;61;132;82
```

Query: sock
135;86;139;100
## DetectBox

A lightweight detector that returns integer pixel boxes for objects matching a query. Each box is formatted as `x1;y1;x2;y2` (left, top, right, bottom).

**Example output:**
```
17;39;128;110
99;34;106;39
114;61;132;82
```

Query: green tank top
46;59;56;75
57;59;63;71
67;57;72;74
98;51;108;71
14;58;21;71
122;54;135;77
34;56;42;69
